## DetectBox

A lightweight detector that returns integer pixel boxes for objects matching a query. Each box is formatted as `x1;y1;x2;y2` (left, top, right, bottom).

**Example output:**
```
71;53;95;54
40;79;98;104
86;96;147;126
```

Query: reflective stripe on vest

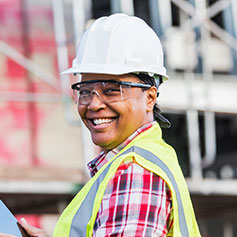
69;146;189;237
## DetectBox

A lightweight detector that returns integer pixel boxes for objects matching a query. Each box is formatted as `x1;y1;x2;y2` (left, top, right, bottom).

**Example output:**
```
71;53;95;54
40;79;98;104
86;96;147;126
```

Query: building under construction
0;0;237;236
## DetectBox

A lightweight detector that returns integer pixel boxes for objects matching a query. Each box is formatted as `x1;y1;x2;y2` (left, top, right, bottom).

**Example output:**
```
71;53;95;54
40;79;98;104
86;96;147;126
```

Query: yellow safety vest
54;123;201;237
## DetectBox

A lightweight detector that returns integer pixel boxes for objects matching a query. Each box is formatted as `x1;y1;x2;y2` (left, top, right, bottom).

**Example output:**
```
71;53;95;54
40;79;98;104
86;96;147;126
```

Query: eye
103;87;121;95
102;83;121;95
79;89;91;96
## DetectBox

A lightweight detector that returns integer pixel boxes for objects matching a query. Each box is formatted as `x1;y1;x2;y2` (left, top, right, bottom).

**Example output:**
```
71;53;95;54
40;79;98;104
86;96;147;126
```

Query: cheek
115;101;133;119
131;94;147;113
118;99;146;124
78;105;86;119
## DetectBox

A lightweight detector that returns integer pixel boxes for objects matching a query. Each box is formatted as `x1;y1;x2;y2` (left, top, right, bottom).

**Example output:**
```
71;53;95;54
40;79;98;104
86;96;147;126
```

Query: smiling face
78;73;157;151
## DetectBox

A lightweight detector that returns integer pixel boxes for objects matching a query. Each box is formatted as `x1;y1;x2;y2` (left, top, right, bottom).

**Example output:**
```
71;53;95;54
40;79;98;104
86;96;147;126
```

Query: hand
18;218;49;237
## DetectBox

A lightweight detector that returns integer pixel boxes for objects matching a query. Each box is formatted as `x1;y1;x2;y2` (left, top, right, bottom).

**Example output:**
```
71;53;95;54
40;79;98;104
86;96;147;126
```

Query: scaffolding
0;0;237;235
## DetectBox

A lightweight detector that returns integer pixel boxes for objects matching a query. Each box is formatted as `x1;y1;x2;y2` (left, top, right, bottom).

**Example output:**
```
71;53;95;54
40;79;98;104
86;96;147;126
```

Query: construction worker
0;13;201;237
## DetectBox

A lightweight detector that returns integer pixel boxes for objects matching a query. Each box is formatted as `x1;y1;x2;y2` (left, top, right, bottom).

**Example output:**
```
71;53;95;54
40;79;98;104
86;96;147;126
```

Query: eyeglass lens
73;81;131;105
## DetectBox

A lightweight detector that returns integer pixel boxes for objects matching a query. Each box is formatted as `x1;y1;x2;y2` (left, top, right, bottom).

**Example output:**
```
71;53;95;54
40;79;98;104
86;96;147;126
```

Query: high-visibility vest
54;123;201;237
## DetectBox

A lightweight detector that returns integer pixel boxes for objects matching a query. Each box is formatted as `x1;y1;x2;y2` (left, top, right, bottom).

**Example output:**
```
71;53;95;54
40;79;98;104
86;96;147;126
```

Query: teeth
93;118;114;125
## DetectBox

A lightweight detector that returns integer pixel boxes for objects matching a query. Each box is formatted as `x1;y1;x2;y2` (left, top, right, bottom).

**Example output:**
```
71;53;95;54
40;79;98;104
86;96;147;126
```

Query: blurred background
0;0;237;236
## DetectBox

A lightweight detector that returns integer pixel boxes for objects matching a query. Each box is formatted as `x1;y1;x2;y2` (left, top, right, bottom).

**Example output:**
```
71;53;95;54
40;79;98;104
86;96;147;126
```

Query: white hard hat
62;13;168;82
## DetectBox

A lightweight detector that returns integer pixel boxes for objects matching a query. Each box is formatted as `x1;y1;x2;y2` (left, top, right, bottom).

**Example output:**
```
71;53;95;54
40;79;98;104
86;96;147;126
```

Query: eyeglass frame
71;79;152;105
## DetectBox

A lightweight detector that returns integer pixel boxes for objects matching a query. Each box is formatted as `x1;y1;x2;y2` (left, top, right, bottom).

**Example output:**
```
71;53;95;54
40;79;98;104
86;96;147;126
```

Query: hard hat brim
61;65;168;82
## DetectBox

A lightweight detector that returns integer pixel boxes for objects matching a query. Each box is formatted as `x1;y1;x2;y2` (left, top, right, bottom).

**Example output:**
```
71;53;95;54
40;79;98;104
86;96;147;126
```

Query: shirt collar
87;121;156;177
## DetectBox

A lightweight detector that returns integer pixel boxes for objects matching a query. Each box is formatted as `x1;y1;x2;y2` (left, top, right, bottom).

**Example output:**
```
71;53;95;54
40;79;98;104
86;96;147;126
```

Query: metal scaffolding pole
185;73;203;180
223;219;234;237
110;0;121;13
207;0;231;18
223;0;237;74
72;0;86;47
194;0;217;168
148;0;163;37
0;41;59;90
170;0;237;52
71;0;96;178
0;92;61;103
51;0;80;126
20;0;38;165
110;0;134;15
120;0;134;15
149;0;172;37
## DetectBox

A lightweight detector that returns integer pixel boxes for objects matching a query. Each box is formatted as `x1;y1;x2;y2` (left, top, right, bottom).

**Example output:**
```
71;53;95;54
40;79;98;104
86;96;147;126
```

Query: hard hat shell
62;13;168;81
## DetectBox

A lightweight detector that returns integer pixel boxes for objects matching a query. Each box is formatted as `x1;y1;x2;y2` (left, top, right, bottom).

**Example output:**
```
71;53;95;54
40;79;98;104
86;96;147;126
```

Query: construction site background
0;0;237;236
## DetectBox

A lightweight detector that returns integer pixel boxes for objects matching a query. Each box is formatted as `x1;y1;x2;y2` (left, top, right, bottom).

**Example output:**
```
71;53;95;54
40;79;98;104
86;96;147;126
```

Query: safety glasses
71;79;151;105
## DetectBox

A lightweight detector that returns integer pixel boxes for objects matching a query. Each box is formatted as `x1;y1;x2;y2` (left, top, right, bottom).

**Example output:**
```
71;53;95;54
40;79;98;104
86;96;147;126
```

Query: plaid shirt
88;122;173;236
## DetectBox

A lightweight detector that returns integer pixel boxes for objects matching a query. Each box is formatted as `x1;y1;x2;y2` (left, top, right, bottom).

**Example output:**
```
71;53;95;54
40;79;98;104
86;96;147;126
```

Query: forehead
81;73;141;83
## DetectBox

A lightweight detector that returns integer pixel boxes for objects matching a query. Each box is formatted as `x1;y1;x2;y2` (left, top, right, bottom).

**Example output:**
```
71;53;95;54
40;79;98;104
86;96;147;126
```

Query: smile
92;118;115;126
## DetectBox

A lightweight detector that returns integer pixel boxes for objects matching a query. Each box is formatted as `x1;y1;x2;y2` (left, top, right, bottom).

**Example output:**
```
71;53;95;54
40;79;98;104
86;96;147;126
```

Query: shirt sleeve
93;160;173;237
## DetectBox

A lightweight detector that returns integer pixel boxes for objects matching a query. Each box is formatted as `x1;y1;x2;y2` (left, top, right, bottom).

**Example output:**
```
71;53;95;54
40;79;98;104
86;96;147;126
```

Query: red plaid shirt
88;122;173;236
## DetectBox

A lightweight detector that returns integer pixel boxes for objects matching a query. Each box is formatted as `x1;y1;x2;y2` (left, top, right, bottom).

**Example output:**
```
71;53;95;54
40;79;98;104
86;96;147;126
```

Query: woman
1;13;200;237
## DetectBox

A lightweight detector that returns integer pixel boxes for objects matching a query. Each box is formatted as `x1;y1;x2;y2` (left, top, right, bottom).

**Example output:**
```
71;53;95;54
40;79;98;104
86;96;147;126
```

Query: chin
92;137;116;150
92;137;110;147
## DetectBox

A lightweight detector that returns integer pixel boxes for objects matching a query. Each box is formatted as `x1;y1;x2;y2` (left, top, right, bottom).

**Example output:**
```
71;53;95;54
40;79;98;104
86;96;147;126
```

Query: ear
146;86;157;112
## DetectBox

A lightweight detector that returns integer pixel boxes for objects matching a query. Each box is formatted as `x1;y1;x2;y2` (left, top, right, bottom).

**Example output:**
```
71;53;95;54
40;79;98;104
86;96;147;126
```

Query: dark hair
132;73;171;128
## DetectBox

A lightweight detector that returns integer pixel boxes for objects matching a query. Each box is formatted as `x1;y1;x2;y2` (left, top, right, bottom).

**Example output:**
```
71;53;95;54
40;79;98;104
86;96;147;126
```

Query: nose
87;90;106;111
